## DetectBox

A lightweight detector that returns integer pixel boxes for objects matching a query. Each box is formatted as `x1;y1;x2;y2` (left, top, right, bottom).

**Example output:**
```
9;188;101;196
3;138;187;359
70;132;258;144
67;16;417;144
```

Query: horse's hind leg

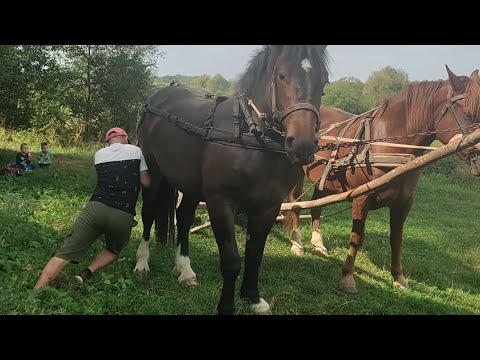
389;198;413;290
287;175;305;256
134;178;160;276
339;195;370;294
172;194;199;286
310;187;329;257
240;205;279;315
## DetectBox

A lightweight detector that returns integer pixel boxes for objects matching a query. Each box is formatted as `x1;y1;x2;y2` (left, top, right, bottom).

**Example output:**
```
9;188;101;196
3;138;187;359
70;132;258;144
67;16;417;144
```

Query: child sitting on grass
38;142;53;168
15;143;35;171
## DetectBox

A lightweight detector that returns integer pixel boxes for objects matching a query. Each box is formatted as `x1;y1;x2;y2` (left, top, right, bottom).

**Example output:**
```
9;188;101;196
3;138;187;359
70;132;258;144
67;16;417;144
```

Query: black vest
90;159;141;215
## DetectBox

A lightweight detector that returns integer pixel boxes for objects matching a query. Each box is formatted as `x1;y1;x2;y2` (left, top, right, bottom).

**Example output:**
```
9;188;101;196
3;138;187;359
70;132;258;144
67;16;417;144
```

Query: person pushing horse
34;127;151;289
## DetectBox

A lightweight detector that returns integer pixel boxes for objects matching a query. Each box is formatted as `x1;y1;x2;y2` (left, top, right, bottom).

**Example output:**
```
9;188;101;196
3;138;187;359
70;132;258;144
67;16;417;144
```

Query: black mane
238;45;330;97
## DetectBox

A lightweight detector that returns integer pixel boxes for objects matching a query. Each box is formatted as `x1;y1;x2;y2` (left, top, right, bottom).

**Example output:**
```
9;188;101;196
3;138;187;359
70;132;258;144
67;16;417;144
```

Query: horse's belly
141;115;206;195
202;144;301;211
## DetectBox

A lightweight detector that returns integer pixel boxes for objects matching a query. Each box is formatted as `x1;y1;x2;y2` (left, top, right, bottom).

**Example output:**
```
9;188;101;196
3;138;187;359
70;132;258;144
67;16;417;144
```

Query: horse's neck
370;106;441;155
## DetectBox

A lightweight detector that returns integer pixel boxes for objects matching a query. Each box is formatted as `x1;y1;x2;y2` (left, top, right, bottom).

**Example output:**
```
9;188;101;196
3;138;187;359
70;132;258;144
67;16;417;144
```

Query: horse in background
285;106;356;257
283;66;480;294
135;45;330;314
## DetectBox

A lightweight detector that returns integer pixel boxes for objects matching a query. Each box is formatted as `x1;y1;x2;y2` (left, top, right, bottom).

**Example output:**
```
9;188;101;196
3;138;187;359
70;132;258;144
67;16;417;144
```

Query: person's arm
15;153;22;165
140;170;151;188
139;150;151;188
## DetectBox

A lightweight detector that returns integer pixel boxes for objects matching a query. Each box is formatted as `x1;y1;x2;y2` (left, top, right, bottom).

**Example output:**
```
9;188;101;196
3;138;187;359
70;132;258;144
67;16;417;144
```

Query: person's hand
27;152;32;160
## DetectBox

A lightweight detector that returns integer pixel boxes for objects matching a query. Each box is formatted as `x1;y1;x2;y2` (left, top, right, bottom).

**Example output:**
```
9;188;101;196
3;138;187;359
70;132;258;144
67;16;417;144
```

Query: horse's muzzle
285;136;318;166
287;152;315;166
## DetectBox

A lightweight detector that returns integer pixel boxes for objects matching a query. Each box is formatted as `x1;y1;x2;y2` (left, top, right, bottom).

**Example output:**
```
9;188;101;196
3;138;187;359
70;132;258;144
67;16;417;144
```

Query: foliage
205;74;230;95
323;77;368;114
363;66;410;108
0;45;163;143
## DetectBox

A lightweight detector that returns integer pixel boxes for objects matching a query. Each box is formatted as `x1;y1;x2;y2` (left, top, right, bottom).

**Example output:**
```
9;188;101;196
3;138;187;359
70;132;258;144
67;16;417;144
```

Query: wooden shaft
281;128;480;211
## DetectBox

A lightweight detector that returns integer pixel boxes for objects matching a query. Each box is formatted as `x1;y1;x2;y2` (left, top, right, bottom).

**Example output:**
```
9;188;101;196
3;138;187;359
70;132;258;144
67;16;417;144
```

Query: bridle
269;74;320;132
433;93;467;132
434;91;480;167
260;58;321;133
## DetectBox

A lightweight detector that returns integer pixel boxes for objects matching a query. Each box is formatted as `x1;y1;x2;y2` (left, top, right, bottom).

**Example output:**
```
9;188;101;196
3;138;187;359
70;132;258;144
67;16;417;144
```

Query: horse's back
137;85;221;194
320;106;356;125
145;85;219;126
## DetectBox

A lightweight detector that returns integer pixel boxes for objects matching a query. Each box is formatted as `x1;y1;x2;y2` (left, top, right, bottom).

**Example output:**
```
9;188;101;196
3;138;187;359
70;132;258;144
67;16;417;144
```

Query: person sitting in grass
15;143;35;171
38;142;53;168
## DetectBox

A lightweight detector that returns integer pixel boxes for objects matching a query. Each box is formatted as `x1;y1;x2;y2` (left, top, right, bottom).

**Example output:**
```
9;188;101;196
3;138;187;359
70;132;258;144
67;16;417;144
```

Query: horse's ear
470;69;480;84
446;65;465;93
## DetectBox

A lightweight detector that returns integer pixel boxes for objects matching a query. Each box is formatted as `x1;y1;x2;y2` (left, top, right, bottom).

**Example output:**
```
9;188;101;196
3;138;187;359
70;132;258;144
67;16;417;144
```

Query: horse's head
435;66;480;176
239;45;330;165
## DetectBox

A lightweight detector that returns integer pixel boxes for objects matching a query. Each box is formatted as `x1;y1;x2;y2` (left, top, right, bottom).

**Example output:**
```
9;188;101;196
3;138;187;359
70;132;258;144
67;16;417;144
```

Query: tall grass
1;131;479;315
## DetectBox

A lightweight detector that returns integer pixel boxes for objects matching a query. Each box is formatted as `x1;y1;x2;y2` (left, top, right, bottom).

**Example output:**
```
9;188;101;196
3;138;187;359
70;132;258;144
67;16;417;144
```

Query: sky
156;45;480;82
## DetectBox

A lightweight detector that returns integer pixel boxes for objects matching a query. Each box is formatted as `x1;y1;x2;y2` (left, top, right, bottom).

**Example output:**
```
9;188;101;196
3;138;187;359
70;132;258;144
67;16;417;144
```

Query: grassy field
1;129;479;315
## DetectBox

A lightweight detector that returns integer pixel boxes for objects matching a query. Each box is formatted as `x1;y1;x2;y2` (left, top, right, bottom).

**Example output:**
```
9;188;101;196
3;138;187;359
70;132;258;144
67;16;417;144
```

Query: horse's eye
278;73;286;81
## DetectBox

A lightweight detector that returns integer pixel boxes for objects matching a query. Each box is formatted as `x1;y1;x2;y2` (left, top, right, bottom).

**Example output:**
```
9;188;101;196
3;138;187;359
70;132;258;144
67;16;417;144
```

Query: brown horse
284;66;480;294
134;45;329;314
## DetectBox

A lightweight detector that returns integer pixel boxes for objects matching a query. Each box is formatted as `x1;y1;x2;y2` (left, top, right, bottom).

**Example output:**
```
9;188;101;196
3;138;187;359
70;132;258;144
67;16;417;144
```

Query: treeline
1;44;421;144
0;45;162;143
154;73;240;96
156;66;416;115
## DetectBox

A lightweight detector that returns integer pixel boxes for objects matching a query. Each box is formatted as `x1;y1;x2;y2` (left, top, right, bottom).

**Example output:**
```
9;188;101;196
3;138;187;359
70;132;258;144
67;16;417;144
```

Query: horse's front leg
310;188;329;257
287;176;305;256
339;195;370;294
240;205;280;315
207;196;240;315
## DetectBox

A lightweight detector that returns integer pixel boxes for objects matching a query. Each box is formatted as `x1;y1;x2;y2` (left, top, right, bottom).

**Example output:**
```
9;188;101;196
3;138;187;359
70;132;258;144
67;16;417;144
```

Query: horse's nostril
286;136;294;148
314;138;319;147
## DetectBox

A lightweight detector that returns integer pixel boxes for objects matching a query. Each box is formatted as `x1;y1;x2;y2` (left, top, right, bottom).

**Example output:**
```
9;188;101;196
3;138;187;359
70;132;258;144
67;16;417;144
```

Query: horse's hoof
172;266;180;276
251;298;272;315
133;265;150;278
312;245;330;257
290;242;304;256
393;277;409;289
338;280;358;294
133;268;150;277
179;275;197;287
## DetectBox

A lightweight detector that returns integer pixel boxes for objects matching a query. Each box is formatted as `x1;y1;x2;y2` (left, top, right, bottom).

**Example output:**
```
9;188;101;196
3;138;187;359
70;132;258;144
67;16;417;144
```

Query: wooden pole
280;129;480;211
190;215;313;234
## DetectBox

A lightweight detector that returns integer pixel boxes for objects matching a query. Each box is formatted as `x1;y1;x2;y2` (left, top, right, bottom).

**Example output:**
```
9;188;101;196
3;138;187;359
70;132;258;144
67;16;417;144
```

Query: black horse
134;45;329;315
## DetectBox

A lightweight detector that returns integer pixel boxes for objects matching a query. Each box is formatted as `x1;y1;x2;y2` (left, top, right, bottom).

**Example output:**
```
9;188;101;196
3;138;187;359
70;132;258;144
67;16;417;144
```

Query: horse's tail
143;177;177;247
282;175;305;233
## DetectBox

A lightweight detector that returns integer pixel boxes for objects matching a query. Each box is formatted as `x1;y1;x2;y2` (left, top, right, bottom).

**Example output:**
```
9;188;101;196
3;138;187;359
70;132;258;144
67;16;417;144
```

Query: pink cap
105;127;128;142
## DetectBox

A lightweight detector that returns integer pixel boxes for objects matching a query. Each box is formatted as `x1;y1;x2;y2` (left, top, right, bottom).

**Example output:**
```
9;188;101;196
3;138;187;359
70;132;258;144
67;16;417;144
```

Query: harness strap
433;93;466;130
143;105;287;154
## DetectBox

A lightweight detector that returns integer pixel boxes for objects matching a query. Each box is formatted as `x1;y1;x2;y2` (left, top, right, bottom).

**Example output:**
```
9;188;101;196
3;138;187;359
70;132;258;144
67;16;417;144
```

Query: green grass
1;130;480;315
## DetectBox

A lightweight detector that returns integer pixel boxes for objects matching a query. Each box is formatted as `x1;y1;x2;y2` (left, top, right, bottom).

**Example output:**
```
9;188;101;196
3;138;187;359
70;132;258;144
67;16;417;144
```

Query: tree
206;74;230;95
0;46;61;128
57;45;162;141
363;66;409;108
188;74;210;90
226;75;240;96
322;77;367;114
0;45;28;128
